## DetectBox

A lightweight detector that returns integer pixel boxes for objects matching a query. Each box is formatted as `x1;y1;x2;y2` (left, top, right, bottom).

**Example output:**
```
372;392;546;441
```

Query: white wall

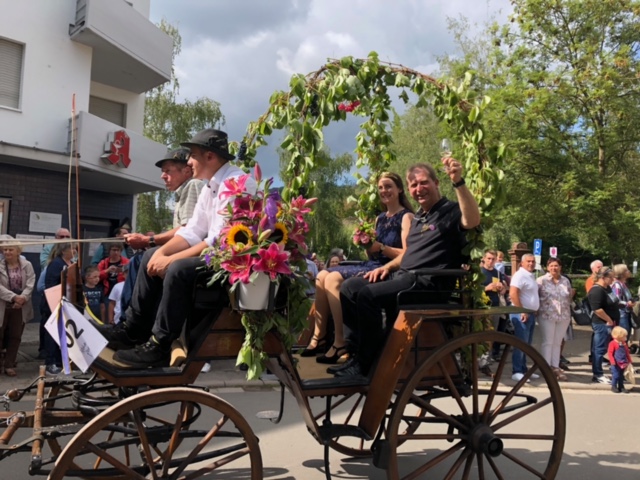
0;0;92;153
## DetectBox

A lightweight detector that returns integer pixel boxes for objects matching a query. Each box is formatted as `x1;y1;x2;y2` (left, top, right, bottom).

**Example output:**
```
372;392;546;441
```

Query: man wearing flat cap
106;129;257;368
117;147;204;324
125;147;204;250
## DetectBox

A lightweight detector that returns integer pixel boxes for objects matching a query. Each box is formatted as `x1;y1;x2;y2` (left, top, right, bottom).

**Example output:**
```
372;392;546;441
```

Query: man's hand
442;156;463;183
124;233;149;250
364;266;391;283
147;250;173;278
520;312;529;323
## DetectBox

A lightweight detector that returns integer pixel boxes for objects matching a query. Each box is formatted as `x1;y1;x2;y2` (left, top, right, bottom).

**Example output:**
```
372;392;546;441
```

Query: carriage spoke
83;441;147;480
182;448;252;480
471;343;479;421
481;344;511;423
161;401;189;477
476;452;485;480
443;446;472;480
410;393;469;433
501;449;546;478
132;408;159;480
437;360;470;418
485;452;505;480
462;449;474;479
492;396;554;432
401;441;465;480
489;365;540;424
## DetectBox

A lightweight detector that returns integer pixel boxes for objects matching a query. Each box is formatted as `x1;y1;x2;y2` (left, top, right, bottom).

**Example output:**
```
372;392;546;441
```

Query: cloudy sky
149;0;512;179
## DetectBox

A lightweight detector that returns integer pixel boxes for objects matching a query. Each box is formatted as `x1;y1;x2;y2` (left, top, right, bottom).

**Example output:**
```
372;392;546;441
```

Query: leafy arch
238;52;507;306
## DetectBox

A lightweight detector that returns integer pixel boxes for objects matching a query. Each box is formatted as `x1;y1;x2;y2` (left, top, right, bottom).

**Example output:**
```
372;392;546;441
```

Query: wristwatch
452;178;466;188
148;236;156;247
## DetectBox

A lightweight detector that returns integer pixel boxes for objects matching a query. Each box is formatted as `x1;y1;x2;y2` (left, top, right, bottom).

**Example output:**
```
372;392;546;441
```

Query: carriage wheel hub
468;424;503;457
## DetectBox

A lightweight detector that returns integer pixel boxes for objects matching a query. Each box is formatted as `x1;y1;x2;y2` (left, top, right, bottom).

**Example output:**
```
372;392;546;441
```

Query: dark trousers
610;364;625;390
125;247;204;347
340;271;437;373
120;251;143;323
40;304;61;367
1;309;24;368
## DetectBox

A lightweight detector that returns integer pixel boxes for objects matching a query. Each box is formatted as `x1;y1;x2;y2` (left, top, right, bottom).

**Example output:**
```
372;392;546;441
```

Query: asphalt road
1;387;639;479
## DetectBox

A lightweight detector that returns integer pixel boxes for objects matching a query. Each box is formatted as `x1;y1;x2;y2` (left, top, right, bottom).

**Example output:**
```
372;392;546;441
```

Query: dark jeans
124;247;205;347
41;305;61;367
340;271;439;373
591;323;612;377
120;251;143;323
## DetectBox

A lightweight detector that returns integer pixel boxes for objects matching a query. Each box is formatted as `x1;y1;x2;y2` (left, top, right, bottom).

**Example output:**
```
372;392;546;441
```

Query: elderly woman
536;257;572;381
0;236;35;376
611;264;635;339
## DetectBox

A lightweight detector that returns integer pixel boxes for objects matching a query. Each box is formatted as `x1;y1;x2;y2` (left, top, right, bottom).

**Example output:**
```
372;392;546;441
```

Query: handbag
623;364;636;385
571;299;593;326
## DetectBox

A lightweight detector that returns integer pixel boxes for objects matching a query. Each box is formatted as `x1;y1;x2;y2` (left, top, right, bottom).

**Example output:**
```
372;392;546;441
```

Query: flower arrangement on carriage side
352;219;376;248
201;164;316;379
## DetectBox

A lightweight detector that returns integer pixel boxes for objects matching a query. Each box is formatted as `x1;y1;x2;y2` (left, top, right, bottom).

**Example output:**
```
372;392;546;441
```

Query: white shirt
109;281;125;324
510;267;540;311
176;163;257;247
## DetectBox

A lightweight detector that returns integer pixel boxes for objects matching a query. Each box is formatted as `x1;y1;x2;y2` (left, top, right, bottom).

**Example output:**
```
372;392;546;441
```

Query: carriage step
256;410;280;420
317;424;371;444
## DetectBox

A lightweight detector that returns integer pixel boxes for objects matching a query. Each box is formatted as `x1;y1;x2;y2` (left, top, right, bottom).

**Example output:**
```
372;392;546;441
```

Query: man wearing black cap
125;147;204;250
106;129;257;368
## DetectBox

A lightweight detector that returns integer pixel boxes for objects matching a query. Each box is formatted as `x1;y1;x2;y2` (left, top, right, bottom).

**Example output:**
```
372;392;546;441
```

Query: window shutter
89;96;127;127
0;38;24;109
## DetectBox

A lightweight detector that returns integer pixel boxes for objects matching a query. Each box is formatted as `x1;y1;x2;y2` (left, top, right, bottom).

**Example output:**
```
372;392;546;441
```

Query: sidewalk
1;320;636;395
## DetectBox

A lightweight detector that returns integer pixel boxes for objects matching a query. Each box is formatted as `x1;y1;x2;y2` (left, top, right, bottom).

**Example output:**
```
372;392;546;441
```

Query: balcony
69;0;172;93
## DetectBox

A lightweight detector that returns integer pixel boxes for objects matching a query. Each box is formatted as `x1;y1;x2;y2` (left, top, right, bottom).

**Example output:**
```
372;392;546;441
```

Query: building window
0;38;24;109
89;96;127;127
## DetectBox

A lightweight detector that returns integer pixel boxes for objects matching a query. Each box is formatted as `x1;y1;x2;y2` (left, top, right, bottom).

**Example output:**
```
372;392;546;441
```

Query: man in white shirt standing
509;253;540;381
105;129;256;368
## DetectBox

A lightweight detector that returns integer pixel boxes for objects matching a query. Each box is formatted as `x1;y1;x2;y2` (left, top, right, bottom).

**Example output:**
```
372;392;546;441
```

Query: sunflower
227;223;254;247
269;222;289;245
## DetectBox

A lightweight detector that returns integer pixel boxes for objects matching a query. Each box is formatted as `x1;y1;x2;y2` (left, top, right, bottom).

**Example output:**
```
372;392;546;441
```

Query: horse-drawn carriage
0;263;565;479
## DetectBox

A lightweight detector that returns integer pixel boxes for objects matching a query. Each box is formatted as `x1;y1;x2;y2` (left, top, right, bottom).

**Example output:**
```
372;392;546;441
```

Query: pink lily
253;243;292;280
221;254;255;284
254;163;262;183
220;174;251;200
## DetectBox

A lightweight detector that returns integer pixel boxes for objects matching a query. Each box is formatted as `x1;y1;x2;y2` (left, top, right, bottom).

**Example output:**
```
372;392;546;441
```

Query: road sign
549;246;558;258
533;239;542;256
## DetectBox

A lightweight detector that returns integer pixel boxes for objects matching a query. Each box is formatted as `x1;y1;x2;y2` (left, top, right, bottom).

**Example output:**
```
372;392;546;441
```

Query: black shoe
316;345;349;364
113;339;170;368
620;387;631;394
334;360;365;378
300;336;327;357
560;355;571;365
101;323;145;350
327;356;357;374
611;386;620;394
559;362;570;371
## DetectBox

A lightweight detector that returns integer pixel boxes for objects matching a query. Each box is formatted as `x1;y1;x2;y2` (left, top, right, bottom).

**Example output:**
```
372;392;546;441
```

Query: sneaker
101;322;145;350
201;362;211;373
479;352;492;368
560;355;571;365
511;373;530;383
113;339;170;368
592;375;611;384
529;373;540;380
327;357;357;375
45;364;62;376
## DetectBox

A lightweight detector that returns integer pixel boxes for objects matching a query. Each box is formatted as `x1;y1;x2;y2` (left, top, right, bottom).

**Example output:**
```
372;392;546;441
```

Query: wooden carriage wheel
385;331;565;480
49;387;262;480
309;391;426;458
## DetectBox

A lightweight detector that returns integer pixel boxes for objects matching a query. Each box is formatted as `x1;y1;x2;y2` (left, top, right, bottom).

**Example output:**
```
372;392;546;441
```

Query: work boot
113;339;170;369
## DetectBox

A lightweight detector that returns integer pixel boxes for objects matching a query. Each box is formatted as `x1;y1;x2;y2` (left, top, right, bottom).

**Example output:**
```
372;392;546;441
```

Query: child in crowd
83;266;104;324
608;326;632;394
108;264;128;325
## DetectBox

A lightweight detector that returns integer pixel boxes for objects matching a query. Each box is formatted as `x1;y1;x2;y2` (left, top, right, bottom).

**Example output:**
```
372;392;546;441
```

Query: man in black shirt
587;266;618;384
335;160;481;377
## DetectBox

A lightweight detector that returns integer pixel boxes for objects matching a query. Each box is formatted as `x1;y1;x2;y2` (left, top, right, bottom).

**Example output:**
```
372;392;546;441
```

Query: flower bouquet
352;219;376;248
202;164;316;379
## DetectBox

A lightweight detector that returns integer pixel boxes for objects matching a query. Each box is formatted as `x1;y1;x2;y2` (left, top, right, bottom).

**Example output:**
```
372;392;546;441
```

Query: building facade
0;0;172;268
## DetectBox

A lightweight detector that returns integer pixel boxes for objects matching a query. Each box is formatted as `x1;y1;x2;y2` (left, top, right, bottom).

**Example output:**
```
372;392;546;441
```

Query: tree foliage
437;0;640;268
137;19;226;234
279;149;356;259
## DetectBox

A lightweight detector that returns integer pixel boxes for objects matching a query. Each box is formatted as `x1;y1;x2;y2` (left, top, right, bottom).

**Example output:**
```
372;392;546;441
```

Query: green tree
279;148;356;259
137;19;226;233
440;0;640;266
